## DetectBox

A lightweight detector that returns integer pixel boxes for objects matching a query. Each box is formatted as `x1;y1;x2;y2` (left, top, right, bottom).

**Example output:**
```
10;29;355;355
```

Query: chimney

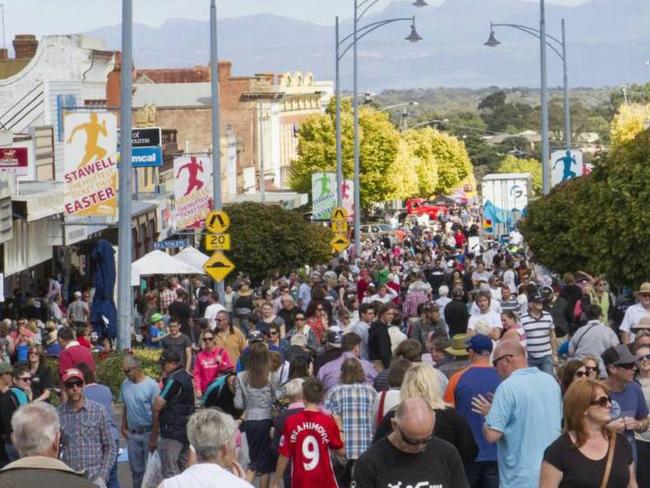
0;49;8;61
13;35;38;59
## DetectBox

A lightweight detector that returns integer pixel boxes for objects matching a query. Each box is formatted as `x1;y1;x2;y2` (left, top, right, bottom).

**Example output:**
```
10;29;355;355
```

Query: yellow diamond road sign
331;207;348;223
331;236;350;253
203;251;235;282
205;233;231;251
331;221;348;235
206;210;230;233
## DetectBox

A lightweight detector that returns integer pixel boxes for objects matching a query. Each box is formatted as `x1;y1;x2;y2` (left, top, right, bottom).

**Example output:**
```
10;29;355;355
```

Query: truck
403;197;448;221
481;173;532;239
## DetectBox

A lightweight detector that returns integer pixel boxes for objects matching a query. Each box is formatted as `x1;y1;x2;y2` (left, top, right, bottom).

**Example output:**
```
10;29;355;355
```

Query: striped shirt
520;311;555;358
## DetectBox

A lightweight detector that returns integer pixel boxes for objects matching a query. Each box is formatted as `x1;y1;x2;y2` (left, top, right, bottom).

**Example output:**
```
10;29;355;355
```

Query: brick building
132;61;332;193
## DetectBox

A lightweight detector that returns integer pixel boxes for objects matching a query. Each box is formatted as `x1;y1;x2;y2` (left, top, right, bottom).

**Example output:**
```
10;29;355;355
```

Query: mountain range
87;0;650;89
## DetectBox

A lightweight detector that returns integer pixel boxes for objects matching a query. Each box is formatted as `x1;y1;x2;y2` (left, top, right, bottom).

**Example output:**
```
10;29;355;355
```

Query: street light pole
117;0;133;351
540;0;550;195
335;16;343;207
210;0;222;212
353;1;361;257
561;18;571;151
209;0;225;300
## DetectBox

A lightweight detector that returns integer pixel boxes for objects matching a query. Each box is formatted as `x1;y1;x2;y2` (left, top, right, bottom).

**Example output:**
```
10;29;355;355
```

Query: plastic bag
142;450;162;488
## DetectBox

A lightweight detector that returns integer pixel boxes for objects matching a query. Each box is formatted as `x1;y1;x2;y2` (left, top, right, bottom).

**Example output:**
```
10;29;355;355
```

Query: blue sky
1;0;589;42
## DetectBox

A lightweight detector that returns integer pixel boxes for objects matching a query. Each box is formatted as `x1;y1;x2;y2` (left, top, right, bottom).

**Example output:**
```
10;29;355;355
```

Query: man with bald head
471;340;562;488
353;397;469;488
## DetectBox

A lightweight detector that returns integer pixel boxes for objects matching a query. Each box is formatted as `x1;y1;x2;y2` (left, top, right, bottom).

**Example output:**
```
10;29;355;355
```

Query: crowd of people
0;204;649;488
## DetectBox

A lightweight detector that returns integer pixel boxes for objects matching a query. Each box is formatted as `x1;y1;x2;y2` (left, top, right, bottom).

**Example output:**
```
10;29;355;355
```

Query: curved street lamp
335;0;425;256
484;0;567;195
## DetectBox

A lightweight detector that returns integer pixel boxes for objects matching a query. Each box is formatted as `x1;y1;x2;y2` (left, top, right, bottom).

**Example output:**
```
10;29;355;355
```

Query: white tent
173;246;210;271
131;249;204;286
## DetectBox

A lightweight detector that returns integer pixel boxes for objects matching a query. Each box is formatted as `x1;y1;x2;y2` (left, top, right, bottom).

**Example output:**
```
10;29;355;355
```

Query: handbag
599;433;616;488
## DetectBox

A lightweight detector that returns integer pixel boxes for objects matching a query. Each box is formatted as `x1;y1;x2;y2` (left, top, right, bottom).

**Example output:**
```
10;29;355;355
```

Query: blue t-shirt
147;326;161;348
485;367;562;488
119;377;160;431
610;381;649;463
84;383;119;440
452;366;501;462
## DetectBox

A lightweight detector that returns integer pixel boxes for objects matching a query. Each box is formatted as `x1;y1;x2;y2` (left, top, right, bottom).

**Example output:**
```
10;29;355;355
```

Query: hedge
46;348;162;399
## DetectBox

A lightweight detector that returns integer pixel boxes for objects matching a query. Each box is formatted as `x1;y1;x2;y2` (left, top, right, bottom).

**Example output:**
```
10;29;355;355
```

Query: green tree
520;103;650;288
497;154;542;195
202;202;333;283
289;100;400;208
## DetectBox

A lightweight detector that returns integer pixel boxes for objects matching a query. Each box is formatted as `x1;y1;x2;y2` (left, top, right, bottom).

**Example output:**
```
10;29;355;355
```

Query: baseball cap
528;291;544;303
249;330;265;343
159;350;182;365
62;368;84;384
73;291;82;298
467;334;493;355
601;345;637;366
150;313;164;323
326;329;343;348
0;363;13;375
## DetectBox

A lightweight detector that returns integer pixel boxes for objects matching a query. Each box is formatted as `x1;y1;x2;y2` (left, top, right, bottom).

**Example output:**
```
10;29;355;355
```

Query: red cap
62;368;84;384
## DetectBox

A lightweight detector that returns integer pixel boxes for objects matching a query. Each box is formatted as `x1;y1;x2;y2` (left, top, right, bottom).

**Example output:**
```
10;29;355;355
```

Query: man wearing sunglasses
471;340;562;488
353;397;469;488
602;344;649;465
58;368;117;488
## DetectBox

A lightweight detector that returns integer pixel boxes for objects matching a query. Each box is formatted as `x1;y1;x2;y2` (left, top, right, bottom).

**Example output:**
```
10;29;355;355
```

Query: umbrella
131;250;204;286
173;246;210;271
90;239;118;340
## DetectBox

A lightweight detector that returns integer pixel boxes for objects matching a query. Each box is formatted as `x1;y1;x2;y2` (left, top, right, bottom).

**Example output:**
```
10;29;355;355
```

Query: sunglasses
638;354;650;362
590;395;612;408
492;354;513;368
122;368;134;374
396;426;433;446
64;381;83;389
270;331;279;336
574;370;587;378
203;337;215;342
618;363;637;370
295;317;306;321
584;366;597;373
316;308;325;311
18;376;31;382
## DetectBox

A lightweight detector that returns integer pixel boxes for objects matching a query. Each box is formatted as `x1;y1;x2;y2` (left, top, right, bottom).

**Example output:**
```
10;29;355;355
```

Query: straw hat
238;285;253;297
635;282;650;295
445;334;469;357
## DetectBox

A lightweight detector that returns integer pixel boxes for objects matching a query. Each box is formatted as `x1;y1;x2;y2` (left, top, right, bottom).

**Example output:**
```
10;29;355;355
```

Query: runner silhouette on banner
553;150;578;181
176;156;205;196
316;173;331;196
67;112;108;166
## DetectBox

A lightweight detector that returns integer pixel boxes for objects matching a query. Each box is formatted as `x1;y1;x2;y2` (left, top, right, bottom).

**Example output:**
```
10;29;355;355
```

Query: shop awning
131;249;204;286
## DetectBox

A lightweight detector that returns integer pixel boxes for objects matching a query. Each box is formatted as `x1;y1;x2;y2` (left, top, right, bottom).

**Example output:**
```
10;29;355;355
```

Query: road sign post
203;210;235;282
330;207;350;254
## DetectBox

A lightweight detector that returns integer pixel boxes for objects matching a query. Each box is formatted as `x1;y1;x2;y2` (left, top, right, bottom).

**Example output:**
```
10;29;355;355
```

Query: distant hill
87;0;650;89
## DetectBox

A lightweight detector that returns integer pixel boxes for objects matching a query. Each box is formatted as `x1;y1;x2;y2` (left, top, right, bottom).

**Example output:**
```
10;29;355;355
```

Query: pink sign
0;147;28;176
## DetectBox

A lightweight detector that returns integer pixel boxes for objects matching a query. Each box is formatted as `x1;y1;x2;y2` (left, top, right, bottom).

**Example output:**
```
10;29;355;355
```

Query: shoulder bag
599;433;616;488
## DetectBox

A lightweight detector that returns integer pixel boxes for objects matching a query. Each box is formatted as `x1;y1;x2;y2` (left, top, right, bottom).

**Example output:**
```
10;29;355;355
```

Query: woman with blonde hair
540;378;636;487
373;362;478;463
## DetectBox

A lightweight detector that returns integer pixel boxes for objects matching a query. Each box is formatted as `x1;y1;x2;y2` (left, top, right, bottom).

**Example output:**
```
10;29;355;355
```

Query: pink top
193;347;233;394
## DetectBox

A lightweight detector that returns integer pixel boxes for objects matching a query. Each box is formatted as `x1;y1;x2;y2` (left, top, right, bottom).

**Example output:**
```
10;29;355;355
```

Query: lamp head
484;30;501;47
412;0;428;7
405;22;423;43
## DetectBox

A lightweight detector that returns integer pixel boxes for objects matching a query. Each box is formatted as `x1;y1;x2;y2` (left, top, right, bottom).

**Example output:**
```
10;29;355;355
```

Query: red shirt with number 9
279;409;344;488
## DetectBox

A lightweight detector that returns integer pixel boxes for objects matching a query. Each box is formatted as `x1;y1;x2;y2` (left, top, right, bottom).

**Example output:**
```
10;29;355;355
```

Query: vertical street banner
174;154;213;229
64;112;118;217
311;172;336;220
550;149;584;187
341;179;355;221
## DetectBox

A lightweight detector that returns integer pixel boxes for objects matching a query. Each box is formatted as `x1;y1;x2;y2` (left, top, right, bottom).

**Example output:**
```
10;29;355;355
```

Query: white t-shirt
467;310;503;334
162;463;252;488
204;303;226;330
